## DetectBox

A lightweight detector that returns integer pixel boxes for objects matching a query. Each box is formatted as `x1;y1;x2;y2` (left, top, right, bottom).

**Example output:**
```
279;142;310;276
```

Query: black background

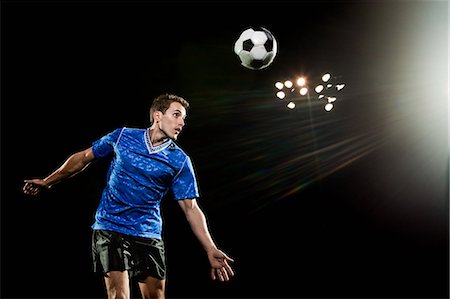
2;1;448;298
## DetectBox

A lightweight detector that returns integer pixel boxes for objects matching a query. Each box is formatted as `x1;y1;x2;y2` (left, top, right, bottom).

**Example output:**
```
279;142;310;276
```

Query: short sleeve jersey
91;127;200;239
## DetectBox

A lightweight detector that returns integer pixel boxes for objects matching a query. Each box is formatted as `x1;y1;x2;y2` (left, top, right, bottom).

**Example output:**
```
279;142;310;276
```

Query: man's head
150;93;190;140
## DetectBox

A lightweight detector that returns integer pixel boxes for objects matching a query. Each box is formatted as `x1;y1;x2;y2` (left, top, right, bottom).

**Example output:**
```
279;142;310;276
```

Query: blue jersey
91;127;200;239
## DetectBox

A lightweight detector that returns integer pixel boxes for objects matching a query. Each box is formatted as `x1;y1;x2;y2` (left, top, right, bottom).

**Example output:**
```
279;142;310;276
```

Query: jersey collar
144;128;172;154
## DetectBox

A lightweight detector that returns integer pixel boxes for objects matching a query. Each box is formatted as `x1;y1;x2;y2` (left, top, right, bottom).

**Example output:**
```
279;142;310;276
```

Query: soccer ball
233;26;278;70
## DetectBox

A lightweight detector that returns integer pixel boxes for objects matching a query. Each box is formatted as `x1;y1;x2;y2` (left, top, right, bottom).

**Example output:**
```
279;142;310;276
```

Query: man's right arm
23;147;96;195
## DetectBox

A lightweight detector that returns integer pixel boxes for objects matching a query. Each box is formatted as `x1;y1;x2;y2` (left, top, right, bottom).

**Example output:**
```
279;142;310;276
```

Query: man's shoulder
104;127;145;147
169;142;190;160
118;126;146;138
121;126;145;133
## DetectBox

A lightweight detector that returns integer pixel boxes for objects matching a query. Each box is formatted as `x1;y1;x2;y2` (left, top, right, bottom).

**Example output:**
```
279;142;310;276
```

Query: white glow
318;95;325;99
327;84;333;88
287;102;296;109
336;84;345;91
284;80;293;88
275;82;284;90
276;91;286;99
299;87;307;95
327;96;337;103
322;73;331;82
296;77;306;86
315;85;324;93
324;103;333;111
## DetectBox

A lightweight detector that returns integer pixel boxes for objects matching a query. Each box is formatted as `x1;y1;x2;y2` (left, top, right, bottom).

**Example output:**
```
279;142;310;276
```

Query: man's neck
148;127;169;146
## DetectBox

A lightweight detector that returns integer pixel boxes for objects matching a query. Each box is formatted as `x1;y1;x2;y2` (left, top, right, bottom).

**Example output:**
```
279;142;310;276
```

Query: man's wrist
205;245;218;253
43;178;53;189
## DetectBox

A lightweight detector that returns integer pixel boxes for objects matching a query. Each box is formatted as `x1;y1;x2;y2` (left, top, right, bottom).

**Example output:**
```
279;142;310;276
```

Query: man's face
157;101;187;140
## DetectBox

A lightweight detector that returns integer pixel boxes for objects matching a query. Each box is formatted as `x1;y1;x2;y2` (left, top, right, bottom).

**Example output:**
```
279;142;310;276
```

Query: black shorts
92;229;166;281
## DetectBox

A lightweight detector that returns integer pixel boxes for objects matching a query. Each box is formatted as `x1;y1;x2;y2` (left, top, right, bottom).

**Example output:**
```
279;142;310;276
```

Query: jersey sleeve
91;127;123;158
171;156;200;200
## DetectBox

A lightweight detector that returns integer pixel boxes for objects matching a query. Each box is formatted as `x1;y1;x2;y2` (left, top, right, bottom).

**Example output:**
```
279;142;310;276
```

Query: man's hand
207;248;235;282
23;179;50;196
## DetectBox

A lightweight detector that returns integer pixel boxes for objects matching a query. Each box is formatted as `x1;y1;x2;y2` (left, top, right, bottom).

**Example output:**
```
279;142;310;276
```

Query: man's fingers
224;261;234;277
216;268;224;281
225;255;234;262
222;267;230;281
23;181;41;195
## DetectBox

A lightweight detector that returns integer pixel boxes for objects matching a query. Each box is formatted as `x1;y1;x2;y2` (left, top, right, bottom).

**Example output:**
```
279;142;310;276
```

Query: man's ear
153;111;162;123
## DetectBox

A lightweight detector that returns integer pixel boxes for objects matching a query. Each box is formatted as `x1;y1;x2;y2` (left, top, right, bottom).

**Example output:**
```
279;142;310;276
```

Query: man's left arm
178;199;235;281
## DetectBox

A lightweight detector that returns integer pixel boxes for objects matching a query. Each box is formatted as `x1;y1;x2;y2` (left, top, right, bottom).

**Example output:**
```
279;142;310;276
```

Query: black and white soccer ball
233;26;278;70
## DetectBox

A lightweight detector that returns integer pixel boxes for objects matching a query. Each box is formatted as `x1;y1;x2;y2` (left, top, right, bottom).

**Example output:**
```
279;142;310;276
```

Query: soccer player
22;93;234;299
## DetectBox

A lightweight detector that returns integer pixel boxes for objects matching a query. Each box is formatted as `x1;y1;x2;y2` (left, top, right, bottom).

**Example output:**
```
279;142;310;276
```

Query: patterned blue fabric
91;127;200;239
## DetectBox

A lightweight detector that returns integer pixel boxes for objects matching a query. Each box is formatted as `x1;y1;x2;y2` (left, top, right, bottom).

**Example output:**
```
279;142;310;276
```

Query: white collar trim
144;128;171;154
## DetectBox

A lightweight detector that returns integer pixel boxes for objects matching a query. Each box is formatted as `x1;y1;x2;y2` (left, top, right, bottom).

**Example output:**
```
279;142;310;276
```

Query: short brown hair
149;93;190;124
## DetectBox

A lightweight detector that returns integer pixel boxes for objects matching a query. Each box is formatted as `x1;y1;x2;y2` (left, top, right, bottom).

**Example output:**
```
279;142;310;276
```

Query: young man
22;93;234;299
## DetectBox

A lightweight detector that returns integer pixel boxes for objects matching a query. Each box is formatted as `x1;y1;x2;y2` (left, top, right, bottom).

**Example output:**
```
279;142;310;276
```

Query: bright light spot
299;87;308;95
284;80;293;88
275;82;284;90
296;77;306;86
327;84;333;88
315;85;324;93
287;102;296;109
318;95;325;99
327;96;337;103
322;73;331;82
324;103;334;111
336;84;345;91
276;91;286;99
